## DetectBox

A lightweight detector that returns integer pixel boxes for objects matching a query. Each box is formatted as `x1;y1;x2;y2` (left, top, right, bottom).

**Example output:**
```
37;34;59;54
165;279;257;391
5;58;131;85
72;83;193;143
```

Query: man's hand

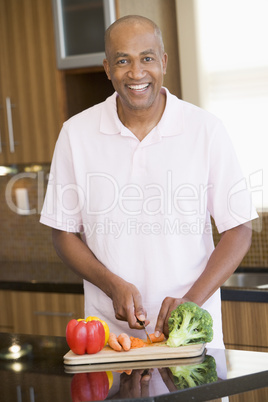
158;367;178;392
154;296;191;338
110;369;153;400
109;276;149;329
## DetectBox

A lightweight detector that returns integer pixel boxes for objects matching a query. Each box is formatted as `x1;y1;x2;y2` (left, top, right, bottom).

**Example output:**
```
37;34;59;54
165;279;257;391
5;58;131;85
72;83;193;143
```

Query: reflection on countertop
0;332;268;401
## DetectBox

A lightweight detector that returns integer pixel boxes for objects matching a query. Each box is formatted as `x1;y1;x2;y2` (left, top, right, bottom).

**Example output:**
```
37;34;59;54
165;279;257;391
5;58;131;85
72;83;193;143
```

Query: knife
136;318;152;343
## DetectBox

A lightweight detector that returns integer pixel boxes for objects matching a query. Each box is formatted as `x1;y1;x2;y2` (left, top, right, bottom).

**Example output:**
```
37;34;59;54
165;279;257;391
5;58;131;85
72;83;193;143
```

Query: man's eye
144;57;153;62
117;59;127;64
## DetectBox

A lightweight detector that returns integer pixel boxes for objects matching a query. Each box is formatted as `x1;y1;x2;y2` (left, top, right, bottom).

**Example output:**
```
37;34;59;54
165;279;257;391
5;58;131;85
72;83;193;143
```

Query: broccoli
170;355;218;389
166;302;213;347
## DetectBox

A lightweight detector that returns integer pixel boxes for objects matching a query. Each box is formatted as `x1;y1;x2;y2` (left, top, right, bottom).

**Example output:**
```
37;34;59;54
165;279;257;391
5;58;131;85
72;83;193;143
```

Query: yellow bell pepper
106;371;113;389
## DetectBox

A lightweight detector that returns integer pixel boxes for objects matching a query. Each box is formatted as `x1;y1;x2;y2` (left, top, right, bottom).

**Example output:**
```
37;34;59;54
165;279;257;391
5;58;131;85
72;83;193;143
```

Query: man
40;15;257;348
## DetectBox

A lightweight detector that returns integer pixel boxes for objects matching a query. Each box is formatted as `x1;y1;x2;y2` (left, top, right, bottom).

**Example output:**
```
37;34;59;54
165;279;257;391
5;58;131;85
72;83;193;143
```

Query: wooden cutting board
63;341;205;366
64;353;206;374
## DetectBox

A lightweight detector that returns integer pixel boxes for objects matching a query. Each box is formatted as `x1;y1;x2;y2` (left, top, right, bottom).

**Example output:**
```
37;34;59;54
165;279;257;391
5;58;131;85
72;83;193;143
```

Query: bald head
105;15;165;58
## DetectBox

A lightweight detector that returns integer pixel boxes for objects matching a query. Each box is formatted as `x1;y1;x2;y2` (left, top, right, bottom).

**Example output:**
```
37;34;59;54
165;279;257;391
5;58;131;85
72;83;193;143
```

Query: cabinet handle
33;311;74;317
6;97;15;153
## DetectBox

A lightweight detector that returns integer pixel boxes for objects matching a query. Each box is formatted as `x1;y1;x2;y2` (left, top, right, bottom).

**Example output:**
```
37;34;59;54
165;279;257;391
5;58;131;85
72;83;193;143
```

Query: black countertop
0;332;268;401
1;265;268;303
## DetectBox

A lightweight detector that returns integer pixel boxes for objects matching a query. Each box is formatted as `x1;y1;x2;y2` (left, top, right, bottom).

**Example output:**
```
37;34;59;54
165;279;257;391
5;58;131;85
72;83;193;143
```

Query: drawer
11;291;84;336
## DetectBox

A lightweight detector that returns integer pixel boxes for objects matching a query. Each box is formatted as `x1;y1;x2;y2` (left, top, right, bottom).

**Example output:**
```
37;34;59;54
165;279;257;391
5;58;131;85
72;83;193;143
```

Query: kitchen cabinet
222;300;268;352
0;0;62;164
11;291;84;336
0;291;14;333
0;290;84;336
60;67;115;120
52;0;116;69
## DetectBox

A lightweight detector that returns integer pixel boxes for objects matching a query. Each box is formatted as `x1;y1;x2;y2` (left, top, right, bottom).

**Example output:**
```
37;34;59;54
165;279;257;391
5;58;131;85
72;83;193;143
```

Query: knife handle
136;318;145;326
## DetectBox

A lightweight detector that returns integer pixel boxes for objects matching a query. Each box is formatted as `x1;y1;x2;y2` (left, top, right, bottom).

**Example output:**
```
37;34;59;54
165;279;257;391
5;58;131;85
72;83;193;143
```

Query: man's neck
117;92;166;142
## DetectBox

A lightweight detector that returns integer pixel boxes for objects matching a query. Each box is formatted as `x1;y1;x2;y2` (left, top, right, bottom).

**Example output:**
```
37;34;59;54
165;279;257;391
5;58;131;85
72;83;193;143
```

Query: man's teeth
128;84;149;91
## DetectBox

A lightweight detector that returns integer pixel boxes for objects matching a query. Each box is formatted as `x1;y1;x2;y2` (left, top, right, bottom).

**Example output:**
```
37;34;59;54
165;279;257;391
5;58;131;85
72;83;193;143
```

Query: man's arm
155;222;252;336
52;228;147;328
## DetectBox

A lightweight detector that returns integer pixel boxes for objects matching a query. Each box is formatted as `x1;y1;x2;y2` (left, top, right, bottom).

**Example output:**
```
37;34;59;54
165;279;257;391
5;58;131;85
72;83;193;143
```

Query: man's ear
162;53;168;75
103;59;111;80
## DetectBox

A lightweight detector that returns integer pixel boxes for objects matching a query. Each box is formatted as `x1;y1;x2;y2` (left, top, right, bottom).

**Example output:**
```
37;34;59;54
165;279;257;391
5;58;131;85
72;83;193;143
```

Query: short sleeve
40;126;83;232
207;120;258;233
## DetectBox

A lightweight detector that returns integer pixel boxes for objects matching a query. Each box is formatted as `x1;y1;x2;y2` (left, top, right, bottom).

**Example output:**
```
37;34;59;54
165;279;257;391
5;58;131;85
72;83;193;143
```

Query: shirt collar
99;92;121;135
158;87;184;137
99;87;184;137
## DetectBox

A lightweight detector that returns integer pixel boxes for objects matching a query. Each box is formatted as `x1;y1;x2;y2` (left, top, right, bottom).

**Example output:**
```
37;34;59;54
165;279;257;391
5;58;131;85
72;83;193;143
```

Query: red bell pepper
66;319;105;355
71;372;109;401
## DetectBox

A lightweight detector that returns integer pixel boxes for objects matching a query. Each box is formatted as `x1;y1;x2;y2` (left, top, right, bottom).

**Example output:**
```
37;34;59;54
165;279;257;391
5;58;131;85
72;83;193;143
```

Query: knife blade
136;318;152;343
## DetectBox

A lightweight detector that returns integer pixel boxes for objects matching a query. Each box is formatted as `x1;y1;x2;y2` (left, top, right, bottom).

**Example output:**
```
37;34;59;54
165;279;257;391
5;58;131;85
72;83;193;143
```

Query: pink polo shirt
40;88;257;348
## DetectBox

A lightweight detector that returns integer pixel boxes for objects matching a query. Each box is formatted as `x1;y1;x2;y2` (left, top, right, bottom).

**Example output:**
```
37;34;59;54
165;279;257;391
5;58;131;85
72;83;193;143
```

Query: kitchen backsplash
0;165;57;263
0;165;267;282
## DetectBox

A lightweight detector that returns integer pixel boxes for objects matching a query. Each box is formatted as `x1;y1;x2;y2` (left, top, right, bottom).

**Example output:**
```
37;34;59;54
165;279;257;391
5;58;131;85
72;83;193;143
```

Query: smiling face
103;18;168;114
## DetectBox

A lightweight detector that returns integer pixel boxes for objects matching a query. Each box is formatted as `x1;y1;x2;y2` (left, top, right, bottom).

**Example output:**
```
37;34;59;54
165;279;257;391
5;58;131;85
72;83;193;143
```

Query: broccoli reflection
169;355;218;389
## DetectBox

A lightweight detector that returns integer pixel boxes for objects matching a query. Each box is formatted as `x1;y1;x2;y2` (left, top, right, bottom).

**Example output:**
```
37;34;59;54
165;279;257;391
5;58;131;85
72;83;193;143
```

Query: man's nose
128;61;145;79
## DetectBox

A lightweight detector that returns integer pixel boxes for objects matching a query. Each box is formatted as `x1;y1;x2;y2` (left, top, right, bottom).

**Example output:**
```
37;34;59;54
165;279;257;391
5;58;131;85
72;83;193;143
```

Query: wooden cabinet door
0;69;7;164
0;290;14;332
11;291;84;336
0;0;16;164
0;0;30;163
222;300;268;352
0;0;62;164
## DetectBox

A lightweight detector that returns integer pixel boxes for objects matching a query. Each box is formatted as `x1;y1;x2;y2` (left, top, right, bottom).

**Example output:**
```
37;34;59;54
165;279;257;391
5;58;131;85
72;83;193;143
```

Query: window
176;0;268;210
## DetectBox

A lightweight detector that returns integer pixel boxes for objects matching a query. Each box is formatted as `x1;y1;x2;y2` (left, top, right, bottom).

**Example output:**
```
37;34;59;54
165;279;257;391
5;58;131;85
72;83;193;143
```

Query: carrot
108;332;122;351
118;333;131;351
147;333;165;343
114;369;132;375
130;336;146;349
